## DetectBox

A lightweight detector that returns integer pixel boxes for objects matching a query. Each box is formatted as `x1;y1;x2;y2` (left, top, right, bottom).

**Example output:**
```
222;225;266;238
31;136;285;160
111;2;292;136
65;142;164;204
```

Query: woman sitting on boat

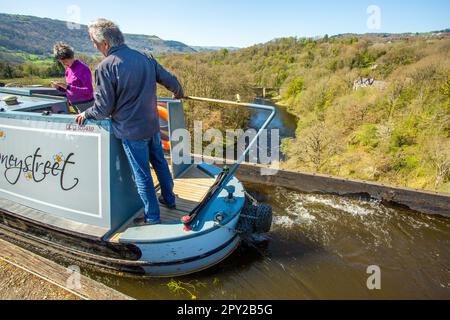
51;42;94;113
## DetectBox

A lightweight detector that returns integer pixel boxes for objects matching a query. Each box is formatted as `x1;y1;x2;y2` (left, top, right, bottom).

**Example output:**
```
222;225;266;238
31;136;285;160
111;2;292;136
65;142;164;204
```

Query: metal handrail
184;96;276;189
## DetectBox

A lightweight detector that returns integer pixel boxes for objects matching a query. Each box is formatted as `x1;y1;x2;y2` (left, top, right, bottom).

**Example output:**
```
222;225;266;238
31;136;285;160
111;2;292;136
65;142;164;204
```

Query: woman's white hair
88;19;125;47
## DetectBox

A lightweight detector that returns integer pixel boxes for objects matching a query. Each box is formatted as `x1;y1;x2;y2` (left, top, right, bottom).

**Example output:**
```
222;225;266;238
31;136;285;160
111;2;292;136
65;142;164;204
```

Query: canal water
86;184;450;300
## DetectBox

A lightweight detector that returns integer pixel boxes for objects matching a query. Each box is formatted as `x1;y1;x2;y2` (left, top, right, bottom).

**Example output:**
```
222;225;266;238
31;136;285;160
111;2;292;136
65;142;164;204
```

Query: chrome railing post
184;96;276;189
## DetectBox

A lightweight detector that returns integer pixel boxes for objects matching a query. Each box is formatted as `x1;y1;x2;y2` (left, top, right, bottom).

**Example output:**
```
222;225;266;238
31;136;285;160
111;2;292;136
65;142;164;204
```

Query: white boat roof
0;92;64;112
0;87;65;97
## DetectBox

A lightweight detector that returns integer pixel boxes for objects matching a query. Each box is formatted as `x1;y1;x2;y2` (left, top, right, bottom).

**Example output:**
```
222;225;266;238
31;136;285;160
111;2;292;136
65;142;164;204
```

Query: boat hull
131;214;242;277
0;207;242;277
141;235;240;277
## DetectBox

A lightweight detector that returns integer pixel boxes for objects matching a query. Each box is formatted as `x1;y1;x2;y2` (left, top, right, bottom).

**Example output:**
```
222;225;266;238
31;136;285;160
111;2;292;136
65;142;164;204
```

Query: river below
249;98;297;139
236;98;297;162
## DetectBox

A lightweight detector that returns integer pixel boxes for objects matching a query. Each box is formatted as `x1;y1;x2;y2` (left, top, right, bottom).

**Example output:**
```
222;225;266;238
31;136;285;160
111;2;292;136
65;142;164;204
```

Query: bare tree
385;81;405;122
426;137;450;189
295;121;340;172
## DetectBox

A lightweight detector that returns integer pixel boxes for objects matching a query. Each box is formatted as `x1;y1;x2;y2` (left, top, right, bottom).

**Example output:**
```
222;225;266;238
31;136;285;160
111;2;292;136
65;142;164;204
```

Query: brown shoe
134;217;161;226
158;195;176;209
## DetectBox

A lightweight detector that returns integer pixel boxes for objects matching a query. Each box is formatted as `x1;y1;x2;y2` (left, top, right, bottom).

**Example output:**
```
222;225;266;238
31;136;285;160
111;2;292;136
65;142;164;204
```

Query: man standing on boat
76;19;184;226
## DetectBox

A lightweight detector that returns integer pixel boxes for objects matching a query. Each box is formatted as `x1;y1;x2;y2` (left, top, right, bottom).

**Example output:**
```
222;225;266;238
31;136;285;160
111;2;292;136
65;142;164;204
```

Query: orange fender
157;106;169;122
162;139;171;151
157;106;170;151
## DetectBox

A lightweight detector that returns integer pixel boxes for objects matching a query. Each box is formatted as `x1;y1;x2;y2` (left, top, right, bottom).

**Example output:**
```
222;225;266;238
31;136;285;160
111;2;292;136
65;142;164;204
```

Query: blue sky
1;0;449;47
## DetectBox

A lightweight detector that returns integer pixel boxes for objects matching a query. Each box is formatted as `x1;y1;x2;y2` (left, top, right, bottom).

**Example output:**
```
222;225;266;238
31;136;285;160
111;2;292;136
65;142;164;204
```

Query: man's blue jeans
122;132;176;223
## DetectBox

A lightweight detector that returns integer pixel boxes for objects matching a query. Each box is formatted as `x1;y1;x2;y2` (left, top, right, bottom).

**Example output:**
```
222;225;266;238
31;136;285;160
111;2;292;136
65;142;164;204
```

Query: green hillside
0;13;195;63
159;32;450;193
1;13;448;193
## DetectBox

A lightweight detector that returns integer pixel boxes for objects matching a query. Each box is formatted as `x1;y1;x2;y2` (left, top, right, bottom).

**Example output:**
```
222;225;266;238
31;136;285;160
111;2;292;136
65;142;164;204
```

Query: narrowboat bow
0;87;274;277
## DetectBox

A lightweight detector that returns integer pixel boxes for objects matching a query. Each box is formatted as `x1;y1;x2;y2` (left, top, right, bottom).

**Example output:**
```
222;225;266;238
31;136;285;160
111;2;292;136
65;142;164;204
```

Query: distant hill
330;30;450;40
0;13;196;62
191;46;240;52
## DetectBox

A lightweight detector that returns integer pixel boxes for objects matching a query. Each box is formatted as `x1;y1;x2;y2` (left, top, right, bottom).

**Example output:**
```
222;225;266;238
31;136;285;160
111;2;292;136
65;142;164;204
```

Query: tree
384;81;405;122
45;60;65;77
1;63;16;79
295;121;340;172
443;74;450;99
220;48;229;58
425;136;450;189
286;77;304;98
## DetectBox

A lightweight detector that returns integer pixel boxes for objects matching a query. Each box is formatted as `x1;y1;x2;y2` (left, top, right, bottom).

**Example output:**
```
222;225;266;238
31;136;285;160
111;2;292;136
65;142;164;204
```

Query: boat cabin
0;87;241;240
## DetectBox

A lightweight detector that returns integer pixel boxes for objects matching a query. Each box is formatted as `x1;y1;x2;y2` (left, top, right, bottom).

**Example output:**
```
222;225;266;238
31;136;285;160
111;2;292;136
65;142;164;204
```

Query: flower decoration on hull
53;153;65;164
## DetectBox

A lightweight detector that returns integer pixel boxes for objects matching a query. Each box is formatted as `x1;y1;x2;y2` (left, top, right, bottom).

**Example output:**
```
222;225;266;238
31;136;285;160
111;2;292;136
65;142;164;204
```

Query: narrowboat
0;86;274;277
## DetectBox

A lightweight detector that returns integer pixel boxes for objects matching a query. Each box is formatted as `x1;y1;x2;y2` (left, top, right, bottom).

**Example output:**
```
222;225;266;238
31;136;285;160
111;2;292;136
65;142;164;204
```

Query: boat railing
183;96;276;192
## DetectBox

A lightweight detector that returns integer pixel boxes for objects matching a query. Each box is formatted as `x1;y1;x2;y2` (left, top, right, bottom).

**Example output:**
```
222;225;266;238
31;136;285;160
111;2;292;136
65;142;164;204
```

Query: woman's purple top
63;60;94;104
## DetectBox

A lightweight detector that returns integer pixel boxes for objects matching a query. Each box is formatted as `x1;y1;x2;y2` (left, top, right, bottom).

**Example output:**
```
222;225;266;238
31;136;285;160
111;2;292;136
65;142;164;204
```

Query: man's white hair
88;19;125;47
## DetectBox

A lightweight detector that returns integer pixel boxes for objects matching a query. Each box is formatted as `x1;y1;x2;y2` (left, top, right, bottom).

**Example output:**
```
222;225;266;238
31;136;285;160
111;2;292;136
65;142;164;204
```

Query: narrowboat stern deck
109;164;218;243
